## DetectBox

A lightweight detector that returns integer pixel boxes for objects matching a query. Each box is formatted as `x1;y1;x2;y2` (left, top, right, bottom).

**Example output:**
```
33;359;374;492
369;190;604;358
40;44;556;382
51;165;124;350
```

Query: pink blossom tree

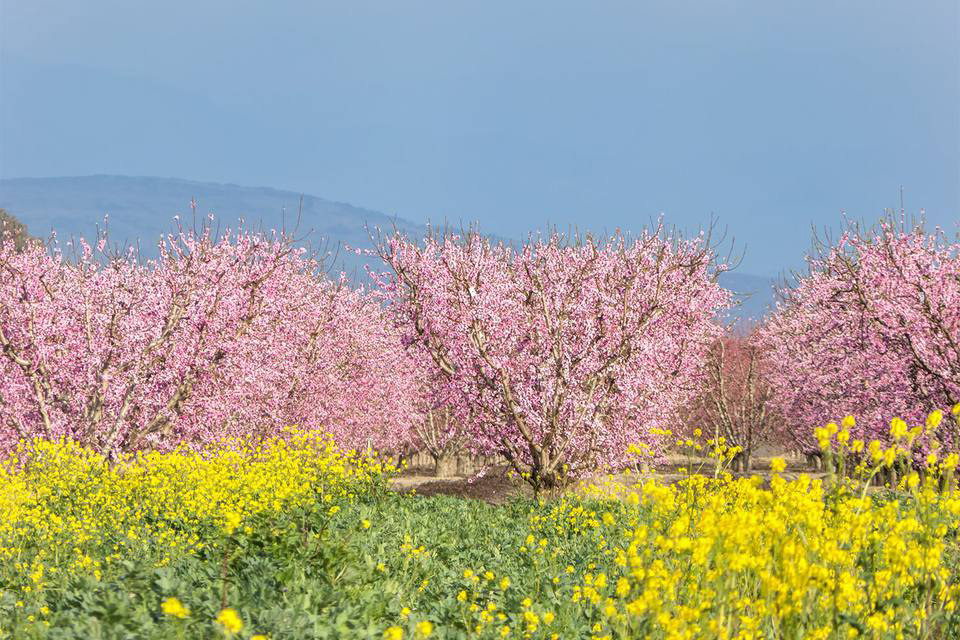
408;364;472;477
376;226;730;491
0;219;421;456
238;277;422;454
682;333;780;472
758;217;960;455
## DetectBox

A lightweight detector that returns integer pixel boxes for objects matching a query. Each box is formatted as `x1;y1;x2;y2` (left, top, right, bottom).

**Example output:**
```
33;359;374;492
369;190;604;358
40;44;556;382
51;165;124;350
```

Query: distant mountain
0;175;427;279
0;175;777;322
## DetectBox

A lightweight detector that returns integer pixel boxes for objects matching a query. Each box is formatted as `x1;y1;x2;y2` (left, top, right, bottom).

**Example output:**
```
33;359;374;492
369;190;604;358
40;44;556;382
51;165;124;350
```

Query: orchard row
0;216;957;489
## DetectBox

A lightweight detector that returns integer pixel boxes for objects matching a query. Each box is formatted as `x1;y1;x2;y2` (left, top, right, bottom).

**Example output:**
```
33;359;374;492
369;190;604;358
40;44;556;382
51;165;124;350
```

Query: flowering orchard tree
683;334;779;472
0;219;421;456
409;365;472;477
758;218;960;456
236;278;422;453
376;226;731;491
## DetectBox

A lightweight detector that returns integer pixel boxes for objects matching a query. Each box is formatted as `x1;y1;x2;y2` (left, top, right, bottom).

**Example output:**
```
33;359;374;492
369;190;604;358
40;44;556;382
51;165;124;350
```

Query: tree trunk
433;452;457;478
529;467;563;496
730;450;750;473
456;454;473;476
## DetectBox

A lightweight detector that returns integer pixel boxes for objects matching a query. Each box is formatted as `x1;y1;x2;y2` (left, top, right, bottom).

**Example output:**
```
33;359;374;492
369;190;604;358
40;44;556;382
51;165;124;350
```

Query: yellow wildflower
216;608;243;635
890;417;908;439
161;597;189;619
384;626;404;640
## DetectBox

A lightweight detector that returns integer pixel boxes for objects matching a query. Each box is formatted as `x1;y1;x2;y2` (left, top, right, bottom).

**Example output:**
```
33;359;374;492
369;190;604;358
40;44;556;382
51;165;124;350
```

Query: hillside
0;175;429;279
0;175;777;322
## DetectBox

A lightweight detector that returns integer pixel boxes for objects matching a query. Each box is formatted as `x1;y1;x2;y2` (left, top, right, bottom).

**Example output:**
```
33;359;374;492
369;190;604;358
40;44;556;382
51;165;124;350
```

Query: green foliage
0;209;32;253
0;492;536;639
5;484;960;639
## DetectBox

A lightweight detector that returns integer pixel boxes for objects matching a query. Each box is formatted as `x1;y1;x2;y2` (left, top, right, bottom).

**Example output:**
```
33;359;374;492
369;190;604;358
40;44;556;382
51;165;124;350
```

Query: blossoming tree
408;364;472;477
247;277;422;453
683;333;780;471
377;226;730;491
758;217;960;455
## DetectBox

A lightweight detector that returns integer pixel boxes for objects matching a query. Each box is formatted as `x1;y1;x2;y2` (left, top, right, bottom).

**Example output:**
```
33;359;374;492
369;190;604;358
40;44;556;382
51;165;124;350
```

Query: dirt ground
391;469;532;503
390;451;826;503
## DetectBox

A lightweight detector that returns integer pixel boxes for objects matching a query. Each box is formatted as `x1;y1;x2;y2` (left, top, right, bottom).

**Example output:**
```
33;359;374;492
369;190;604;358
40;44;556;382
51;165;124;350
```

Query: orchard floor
6;439;956;639
390;450;827;503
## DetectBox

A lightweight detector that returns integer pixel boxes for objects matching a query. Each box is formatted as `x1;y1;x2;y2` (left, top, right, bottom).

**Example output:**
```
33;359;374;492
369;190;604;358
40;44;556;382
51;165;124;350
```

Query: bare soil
391;463;532;503
389;452;829;504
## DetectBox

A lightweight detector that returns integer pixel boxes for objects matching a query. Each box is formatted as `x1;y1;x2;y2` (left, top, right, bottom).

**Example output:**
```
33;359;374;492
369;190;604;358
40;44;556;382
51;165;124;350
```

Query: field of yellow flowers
2;419;960;639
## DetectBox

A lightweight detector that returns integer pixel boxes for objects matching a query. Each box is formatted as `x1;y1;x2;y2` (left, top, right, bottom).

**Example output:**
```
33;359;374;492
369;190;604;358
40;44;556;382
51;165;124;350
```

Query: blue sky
1;1;957;275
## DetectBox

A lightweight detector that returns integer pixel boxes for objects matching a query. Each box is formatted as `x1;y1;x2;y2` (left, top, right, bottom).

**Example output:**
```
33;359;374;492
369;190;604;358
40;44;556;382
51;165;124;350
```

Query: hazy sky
1;1;957;275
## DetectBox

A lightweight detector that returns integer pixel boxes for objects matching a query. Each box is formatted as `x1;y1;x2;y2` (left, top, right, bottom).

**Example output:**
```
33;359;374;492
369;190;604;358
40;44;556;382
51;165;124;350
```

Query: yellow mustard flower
216;608;243;634
161;597;189;619
383;626;404;640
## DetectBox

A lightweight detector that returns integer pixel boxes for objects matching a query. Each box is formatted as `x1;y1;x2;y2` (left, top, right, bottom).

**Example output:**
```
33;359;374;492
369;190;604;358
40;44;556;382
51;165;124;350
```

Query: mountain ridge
0;175;778;323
